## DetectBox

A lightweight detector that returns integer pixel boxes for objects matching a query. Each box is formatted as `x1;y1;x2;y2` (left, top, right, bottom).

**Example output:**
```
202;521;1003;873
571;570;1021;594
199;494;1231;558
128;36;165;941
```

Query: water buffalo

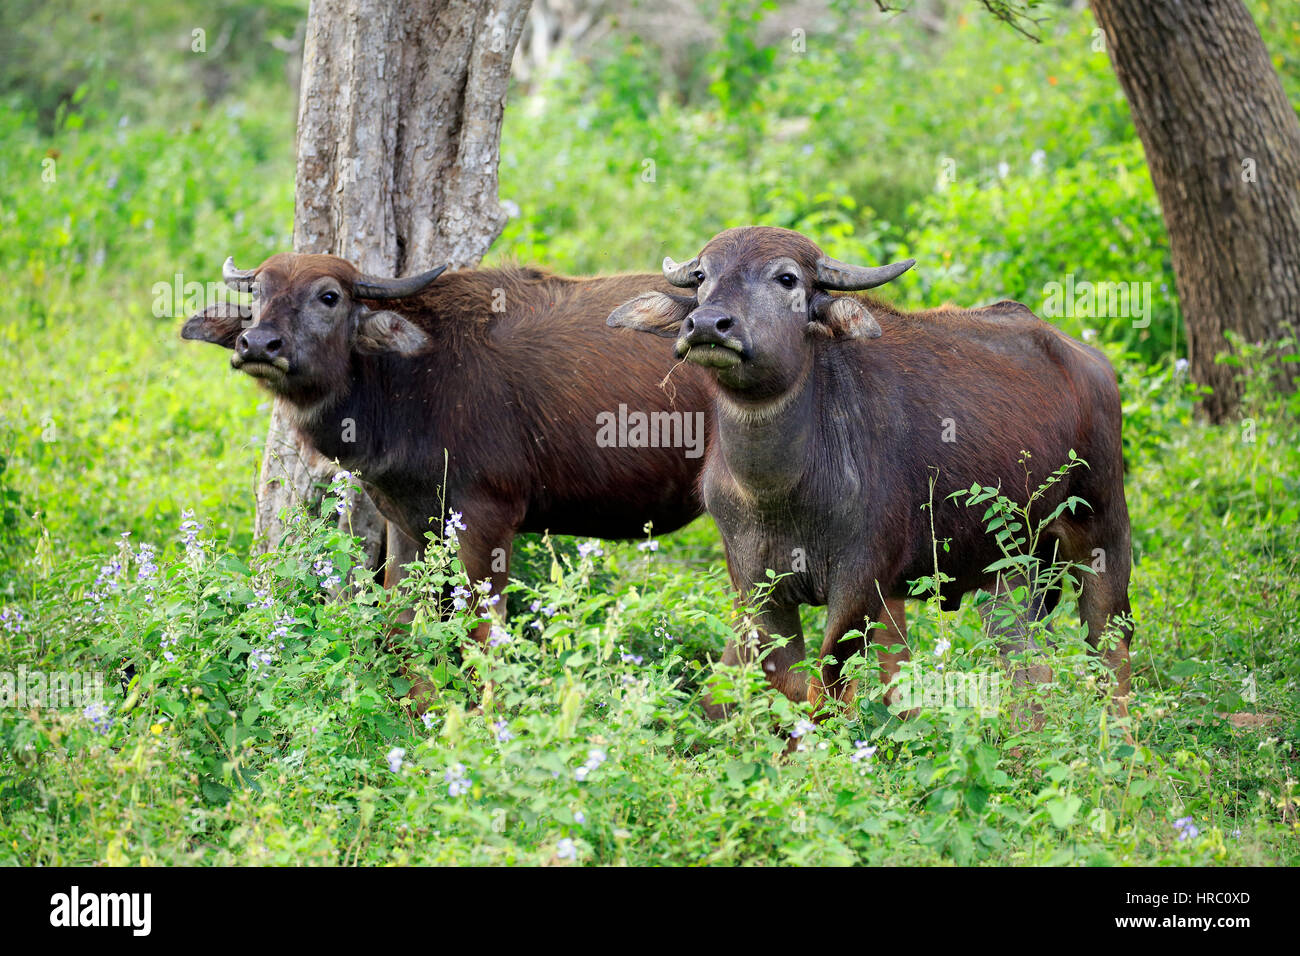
607;226;1133;718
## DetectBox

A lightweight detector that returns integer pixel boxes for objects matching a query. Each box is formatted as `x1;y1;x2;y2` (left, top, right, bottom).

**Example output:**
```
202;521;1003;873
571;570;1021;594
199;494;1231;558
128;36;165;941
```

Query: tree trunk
1090;0;1300;422
254;0;531;562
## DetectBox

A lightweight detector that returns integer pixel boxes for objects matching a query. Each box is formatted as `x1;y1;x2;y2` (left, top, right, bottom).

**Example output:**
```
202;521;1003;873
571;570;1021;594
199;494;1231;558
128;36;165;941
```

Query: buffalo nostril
263;337;282;355
684;316;695;333
715;317;733;334
236;332;251;355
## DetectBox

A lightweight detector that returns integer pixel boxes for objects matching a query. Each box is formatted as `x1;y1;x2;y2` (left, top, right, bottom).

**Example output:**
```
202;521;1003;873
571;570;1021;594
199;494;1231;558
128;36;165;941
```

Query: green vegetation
1;2;1296;864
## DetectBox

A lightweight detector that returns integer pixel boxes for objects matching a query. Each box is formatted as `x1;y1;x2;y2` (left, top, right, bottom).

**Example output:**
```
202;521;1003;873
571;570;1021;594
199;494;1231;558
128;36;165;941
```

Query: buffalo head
607;226;913;401
181;253;446;400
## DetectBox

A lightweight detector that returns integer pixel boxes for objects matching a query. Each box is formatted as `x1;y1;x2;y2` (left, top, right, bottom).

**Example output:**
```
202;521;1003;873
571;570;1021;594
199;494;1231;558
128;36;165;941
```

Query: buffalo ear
812;294;882;340
606;292;696;338
355;308;433;355
181;302;251;348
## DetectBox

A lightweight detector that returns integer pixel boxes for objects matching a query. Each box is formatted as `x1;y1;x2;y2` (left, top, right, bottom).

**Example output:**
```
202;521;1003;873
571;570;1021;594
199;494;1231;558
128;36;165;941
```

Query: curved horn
662;255;701;288
815;255;916;291
354;264;449;300
223;256;257;292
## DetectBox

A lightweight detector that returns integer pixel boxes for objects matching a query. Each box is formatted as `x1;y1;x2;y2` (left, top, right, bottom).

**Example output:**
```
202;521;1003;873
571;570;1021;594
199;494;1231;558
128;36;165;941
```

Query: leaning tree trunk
255;0;531;565
1090;0;1300;422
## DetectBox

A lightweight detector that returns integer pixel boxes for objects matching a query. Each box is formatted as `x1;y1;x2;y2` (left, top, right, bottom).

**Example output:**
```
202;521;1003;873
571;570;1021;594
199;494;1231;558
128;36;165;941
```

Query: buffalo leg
1050;515;1134;718
704;603;806;719
458;528;514;648
980;572;1056;731
381;522;440;713
810;598;912;715
981;573;1056;688
1070;531;1133;719
809;593;891;716
874;598;911;708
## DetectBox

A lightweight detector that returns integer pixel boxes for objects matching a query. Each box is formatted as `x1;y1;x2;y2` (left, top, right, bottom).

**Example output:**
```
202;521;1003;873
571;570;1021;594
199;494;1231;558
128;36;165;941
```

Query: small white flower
443;510;467;546
386;747;406;773
851;741;877;763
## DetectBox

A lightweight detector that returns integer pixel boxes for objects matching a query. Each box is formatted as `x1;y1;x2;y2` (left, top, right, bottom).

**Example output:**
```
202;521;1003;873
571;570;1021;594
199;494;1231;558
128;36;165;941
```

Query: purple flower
575;748;606;782
445;763;471;796
851;741;877;763
451;585;471;612
83;701;114;735
91;556;124;604
475;579;501;607
1174;816;1199;841
313;558;341;591
0;607;24;634
329;472;354;516
444;510;467;546
135;543;158;582
248;647;274;675
180;509;204;559
556;838;577;860
577;540;604;560
386;747;406;773
271;612;294;647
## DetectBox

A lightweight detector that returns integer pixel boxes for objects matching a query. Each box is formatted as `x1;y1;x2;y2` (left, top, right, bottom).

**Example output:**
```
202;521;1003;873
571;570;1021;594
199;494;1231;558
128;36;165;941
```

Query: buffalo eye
319;290;340;307
690;270;705;284
776;273;798;289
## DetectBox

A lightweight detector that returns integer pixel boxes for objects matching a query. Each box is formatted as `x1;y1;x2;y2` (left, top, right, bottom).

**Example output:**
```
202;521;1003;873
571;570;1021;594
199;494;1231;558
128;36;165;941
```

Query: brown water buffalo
607;226;1133;718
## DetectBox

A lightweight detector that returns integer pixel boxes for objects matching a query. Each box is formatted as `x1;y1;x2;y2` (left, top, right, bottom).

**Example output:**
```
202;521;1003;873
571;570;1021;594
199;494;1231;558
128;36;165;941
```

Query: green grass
0;2;1297;865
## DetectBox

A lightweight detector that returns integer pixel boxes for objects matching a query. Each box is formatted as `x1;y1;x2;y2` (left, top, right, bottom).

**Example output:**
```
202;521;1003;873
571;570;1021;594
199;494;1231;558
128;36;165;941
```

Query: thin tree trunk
1090;0;1300;421
254;0;531;562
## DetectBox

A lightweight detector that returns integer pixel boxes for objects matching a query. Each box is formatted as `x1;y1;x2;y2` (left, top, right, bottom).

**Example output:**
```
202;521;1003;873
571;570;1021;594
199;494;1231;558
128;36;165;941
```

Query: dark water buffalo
181;256;710;633
607;226;1133;717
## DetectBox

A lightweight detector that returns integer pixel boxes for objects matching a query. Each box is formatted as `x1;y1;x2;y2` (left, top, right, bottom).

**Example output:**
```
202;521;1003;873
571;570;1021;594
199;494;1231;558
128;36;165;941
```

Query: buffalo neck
290;348;457;483
712;354;820;497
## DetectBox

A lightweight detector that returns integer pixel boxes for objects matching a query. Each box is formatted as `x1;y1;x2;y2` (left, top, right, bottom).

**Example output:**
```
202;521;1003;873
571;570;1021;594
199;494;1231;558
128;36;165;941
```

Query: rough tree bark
254;0;531;564
1090;0;1300;421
